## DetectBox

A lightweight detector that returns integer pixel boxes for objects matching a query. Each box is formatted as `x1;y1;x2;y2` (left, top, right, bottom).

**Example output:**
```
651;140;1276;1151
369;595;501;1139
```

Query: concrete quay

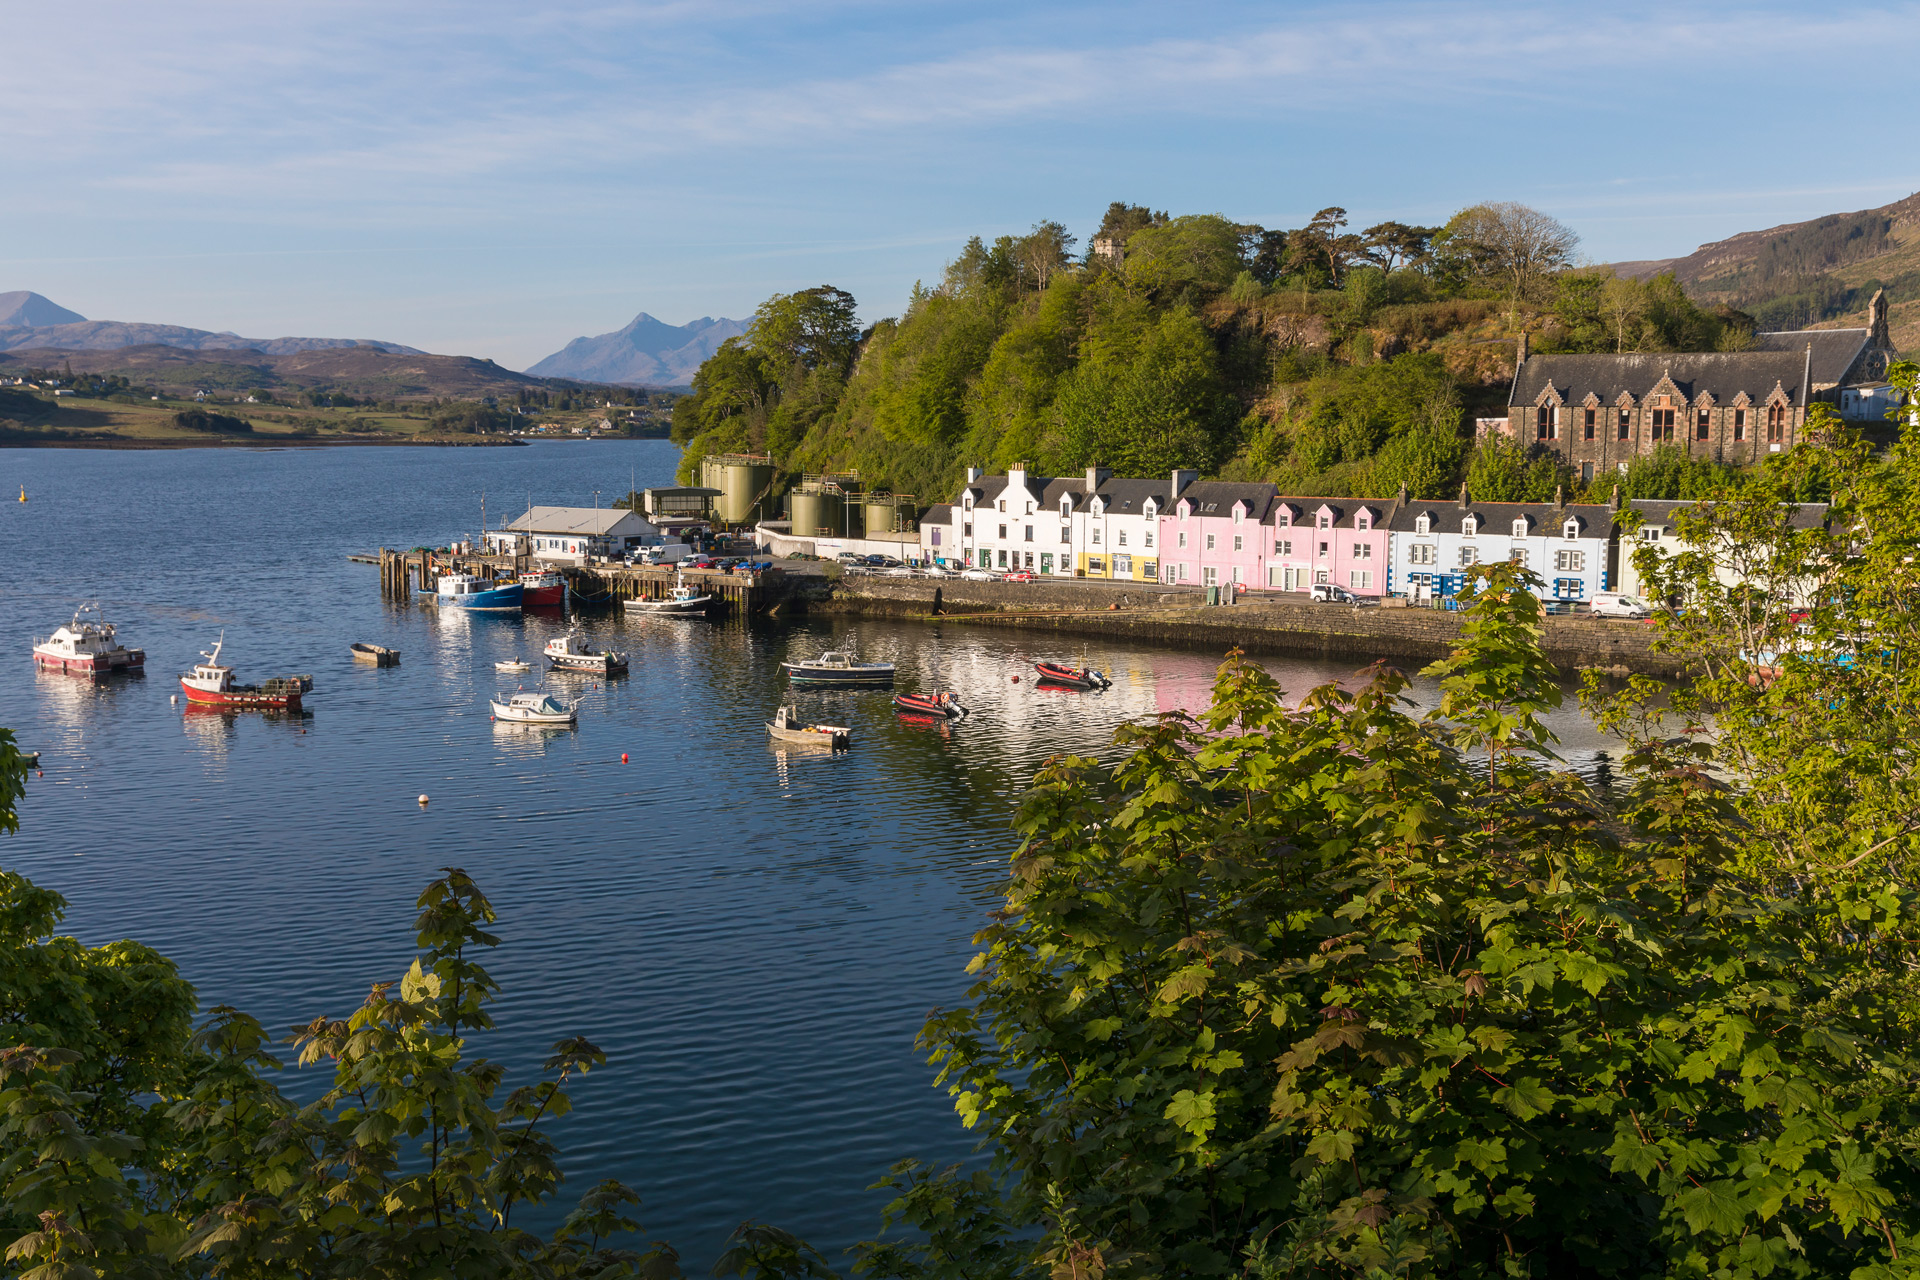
815;576;1684;678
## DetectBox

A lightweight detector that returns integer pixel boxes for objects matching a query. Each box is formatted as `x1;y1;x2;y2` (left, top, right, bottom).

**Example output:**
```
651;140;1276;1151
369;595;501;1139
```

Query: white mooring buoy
418;794;430;806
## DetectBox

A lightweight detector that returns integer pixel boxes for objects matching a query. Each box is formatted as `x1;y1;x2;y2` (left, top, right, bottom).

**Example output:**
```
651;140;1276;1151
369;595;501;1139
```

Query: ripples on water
0;442;1622;1263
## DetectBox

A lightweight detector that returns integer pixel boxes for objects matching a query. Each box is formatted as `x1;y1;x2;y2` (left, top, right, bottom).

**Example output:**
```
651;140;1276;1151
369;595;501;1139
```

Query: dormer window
1512;519;1527;538
1563;521;1579;540
1025;502;1033;514
1060;499;1071;518
1462;517;1477;537
1233;505;1244;524
1318;514;1331;530
1356;513;1370;531
998;500;1006;513
1415;516;1430;536
964;496;973;511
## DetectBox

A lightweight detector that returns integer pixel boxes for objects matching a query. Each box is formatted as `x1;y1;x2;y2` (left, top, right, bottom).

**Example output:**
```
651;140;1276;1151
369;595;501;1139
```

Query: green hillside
671;202;1768;508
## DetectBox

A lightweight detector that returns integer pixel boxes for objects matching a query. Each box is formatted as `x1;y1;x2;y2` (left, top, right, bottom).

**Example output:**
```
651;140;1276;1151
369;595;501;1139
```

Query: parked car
836;551;866;565
883;566;916;577
1309;583;1357;604
1004;570;1036;582
1589;592;1652;619
960;568;996;581
923;564;953;577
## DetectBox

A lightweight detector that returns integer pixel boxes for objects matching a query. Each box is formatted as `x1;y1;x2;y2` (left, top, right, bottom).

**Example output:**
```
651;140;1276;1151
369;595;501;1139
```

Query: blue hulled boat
426;573;524;611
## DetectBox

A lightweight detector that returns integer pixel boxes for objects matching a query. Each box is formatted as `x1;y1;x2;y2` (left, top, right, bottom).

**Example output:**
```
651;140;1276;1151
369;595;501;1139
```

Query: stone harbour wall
816;576;1685;677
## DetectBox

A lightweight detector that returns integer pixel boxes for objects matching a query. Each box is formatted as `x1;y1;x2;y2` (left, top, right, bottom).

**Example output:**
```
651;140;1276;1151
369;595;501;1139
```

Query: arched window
1767;403;1787;441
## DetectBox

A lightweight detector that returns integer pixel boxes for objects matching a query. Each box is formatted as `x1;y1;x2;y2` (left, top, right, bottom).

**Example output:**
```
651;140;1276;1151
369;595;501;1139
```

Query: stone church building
1507;290;1899;481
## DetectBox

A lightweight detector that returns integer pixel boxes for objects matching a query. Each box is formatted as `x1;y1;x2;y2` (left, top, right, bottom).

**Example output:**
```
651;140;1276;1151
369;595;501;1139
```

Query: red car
1004;571;1037;582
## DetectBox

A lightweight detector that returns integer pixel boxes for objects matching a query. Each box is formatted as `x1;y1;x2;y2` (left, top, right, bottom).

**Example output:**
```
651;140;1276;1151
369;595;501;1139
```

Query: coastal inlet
1;440;1625;1267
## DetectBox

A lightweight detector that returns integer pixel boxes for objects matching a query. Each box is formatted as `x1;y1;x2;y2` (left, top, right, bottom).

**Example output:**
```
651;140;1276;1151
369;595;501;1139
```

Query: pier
371;548;796;614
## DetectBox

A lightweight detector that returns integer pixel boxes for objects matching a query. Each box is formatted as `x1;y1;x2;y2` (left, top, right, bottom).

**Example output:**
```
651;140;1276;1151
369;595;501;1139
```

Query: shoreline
811;576;1686;678
0;434;530;450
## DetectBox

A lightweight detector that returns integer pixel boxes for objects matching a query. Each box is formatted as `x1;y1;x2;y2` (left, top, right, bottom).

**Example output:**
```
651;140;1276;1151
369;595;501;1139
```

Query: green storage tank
862;495;900;535
788;487;849;539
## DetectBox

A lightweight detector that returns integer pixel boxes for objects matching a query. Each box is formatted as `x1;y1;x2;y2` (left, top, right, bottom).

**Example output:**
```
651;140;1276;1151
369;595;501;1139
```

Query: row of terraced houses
919;465;1647;601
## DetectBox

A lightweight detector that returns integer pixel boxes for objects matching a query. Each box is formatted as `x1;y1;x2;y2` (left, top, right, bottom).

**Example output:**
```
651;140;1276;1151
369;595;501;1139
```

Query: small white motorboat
766;704;850;748
490;690;577;724
495;658;532;673
546;628;629;674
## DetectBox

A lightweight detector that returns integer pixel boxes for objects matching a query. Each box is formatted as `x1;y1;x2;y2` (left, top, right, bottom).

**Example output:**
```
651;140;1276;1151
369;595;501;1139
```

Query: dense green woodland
671;202;1787;509
2;401;1918;1277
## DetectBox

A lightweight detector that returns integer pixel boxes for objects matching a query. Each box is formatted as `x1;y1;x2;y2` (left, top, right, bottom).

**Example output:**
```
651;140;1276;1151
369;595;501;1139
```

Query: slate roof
1509;351;1810;409
1037;477;1095;508
1629;498;1829;534
1267;494;1392;531
1093;476;1177;513
1176;481;1278;521
921;503;952;525
1750;328;1871;386
959;475;1011;507
502;506;655;535
1385;499;1619;536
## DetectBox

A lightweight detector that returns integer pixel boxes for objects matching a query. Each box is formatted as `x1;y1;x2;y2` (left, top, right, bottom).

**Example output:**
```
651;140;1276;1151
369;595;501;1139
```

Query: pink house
1262;497;1393;596
1158;482;1278;589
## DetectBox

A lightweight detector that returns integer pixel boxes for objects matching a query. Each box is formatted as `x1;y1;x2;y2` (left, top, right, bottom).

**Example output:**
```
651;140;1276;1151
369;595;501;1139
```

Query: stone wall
819;577;1683;676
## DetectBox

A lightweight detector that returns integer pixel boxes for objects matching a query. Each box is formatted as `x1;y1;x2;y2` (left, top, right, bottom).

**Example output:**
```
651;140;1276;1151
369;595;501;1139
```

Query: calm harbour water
0;441;1621;1266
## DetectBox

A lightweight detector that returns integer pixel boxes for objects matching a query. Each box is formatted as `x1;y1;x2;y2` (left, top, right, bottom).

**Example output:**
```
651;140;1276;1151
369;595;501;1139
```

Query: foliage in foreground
873;526;1918;1276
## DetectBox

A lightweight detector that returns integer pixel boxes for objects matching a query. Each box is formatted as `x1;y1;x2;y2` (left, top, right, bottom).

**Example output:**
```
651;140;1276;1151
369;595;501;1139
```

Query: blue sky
5;0;1916;369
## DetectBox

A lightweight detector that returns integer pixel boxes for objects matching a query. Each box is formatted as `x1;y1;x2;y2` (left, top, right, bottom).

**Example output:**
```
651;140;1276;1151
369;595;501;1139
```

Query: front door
1040;553;1052;574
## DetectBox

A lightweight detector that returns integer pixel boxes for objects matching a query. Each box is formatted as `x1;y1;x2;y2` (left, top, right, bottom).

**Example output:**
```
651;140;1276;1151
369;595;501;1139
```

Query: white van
641;543;693;566
1589;592;1651;619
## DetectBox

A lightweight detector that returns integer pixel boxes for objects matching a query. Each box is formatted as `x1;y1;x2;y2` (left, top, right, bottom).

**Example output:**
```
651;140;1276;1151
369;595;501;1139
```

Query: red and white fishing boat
33;604;145;674
179;635;312;710
519;568;566;608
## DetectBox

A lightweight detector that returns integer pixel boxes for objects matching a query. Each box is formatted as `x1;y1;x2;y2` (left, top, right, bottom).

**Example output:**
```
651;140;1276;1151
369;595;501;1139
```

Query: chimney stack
1518;331;1530;364
965;465;982;484
1169;468;1198;499
1085;464;1111;493
1457;482;1470;509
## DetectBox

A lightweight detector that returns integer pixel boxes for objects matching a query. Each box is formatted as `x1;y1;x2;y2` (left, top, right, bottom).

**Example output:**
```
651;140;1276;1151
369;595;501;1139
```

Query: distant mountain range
1610;190;1920;347
0;342;544;401
0;291;423;356
526;312;747;386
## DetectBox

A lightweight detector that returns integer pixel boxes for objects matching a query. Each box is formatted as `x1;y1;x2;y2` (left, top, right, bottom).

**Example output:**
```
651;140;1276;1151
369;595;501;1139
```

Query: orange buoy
1012;675;1021;683
621;753;629;763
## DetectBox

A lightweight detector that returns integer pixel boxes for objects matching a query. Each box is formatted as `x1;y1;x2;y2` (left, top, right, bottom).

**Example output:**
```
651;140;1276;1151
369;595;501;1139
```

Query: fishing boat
495;658;532;673
350;643;399;666
490;690;577;724
766;705;850;748
426;573;524;611
545;628;629;673
625;580;713;616
782;650;895;687
33;604;145;674
894;692;967;718
518;568;567;608
1034;662;1110;690
179;636;312;710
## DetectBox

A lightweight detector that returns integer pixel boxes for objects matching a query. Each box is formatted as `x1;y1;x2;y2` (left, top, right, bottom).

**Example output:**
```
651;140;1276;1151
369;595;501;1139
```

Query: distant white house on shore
483;506;658;563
